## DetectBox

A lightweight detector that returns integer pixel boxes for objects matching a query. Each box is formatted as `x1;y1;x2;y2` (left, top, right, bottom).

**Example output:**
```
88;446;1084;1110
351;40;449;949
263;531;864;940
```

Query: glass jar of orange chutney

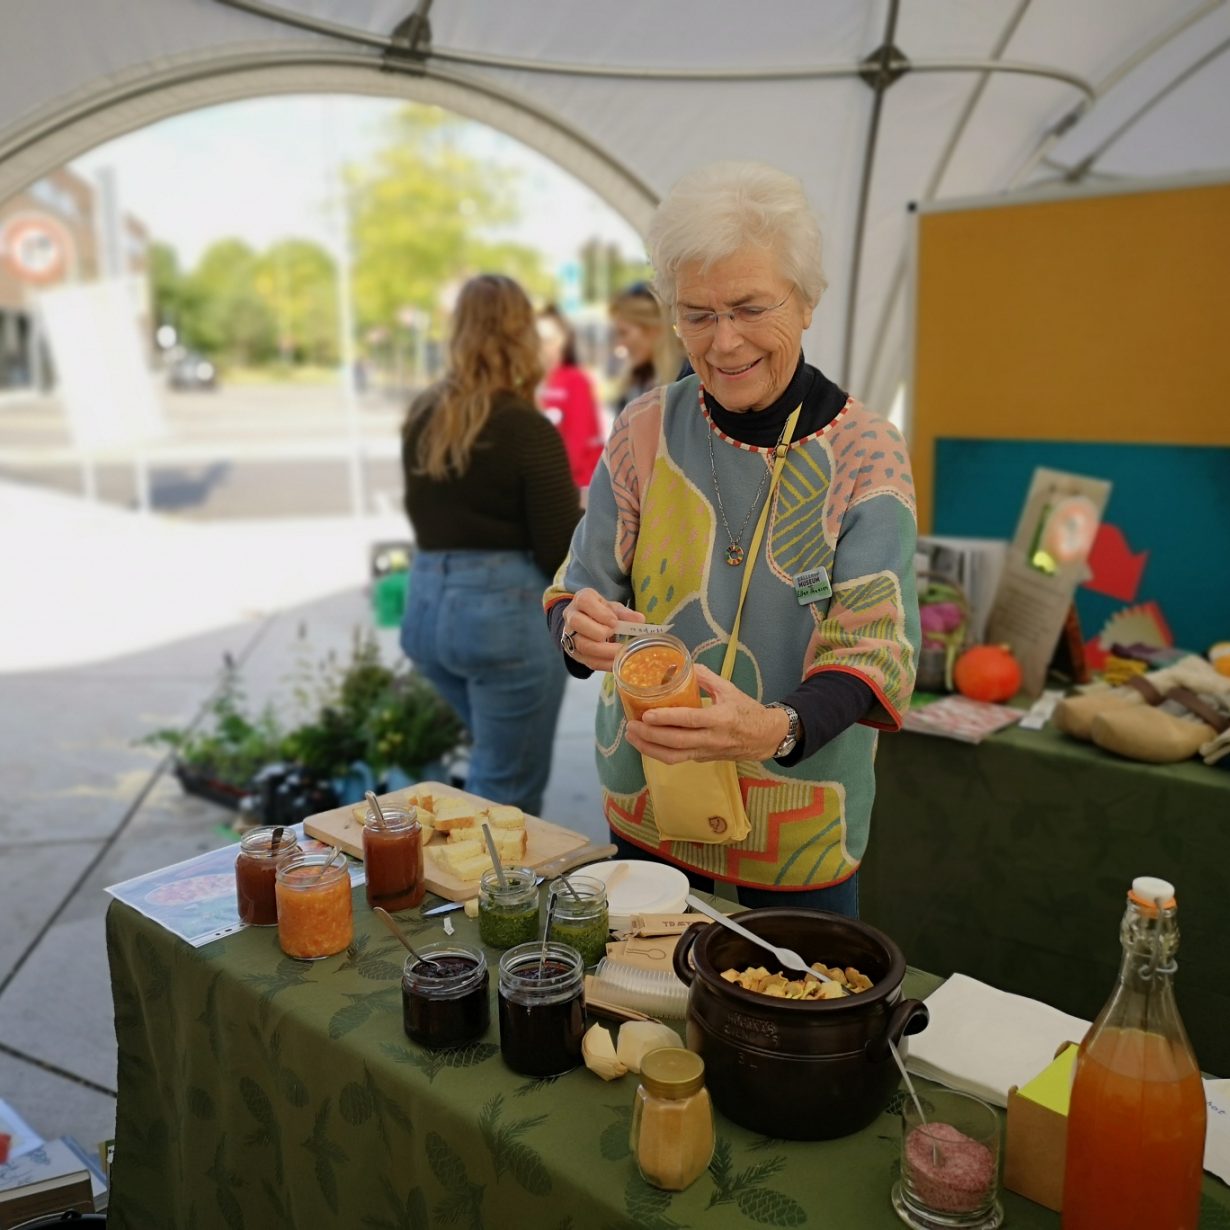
363;805;424;913
613;633;702;722
275;852;353;959
235;826;301;926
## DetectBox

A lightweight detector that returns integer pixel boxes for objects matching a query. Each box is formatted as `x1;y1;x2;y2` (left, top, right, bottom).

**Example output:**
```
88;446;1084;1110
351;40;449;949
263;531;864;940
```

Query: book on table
0;1168;94;1227
0;1134;109;1226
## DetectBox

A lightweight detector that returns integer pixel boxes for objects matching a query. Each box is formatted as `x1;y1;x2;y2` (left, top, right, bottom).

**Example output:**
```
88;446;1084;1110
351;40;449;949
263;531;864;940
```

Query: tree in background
190;239;277;366
149;241;204;348
350;106;550;343
253;239;338;366
151;237;338;369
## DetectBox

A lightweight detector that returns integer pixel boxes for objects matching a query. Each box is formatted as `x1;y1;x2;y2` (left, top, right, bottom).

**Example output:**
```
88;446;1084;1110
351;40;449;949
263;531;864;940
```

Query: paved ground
0;383;408;518
0;383;605;1167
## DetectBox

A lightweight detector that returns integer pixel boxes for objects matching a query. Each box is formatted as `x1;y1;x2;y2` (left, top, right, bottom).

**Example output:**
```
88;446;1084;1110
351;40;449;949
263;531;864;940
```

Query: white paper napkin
905;973;1091;1107
1204;1080;1230;1184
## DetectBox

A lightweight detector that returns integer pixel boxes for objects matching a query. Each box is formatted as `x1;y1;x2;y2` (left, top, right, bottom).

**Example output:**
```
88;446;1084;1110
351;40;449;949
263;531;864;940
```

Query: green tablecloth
106;892;1230;1228
864;722;1230;1075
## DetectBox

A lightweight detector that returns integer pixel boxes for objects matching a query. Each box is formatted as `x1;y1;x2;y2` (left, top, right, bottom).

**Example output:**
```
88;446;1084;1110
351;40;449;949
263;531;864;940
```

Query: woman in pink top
537;305;604;492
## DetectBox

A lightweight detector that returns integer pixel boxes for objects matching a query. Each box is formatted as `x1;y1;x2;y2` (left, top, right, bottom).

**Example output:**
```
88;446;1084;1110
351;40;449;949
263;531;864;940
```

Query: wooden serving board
302;780;589;902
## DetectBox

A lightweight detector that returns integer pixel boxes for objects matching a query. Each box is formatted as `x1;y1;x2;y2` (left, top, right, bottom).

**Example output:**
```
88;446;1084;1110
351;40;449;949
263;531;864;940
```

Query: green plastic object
373;571;409;628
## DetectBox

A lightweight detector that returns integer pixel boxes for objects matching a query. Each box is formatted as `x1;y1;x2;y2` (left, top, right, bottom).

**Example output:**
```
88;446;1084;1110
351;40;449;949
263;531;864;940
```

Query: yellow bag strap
720;405;802;680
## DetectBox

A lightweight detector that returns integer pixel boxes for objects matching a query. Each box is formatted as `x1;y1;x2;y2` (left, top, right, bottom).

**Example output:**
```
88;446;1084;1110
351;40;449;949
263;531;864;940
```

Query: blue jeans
611;832;860;918
400;550;566;816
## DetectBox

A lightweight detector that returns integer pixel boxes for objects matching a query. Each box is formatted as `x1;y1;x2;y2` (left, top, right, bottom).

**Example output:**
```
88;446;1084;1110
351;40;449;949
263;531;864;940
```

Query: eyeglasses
674;288;794;338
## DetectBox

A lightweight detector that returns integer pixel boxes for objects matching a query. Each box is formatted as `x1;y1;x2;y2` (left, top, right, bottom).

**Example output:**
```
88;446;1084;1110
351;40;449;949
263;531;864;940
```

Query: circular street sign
1;213;74;285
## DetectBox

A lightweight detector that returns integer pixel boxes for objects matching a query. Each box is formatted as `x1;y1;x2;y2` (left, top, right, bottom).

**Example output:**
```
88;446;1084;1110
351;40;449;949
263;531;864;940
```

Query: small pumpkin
954;644;1022;703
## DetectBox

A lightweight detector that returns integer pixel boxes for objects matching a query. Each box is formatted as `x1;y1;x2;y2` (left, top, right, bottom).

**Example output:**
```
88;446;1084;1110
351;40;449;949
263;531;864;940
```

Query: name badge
793;566;832;605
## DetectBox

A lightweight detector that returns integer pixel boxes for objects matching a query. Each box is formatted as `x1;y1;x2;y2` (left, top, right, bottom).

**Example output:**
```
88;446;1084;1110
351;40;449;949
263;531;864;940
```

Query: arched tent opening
4;0;1229;413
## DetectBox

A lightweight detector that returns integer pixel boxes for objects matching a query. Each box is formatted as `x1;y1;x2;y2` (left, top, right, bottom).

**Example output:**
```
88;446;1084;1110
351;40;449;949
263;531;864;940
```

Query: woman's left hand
625;664;789;764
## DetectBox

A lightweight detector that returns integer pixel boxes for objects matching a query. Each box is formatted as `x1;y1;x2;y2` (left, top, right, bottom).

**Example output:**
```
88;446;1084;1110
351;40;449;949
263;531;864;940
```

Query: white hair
647;162;827;312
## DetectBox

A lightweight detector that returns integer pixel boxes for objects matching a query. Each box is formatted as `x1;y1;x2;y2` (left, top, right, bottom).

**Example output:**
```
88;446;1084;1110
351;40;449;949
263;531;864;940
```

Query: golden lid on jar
640;1047;705;1099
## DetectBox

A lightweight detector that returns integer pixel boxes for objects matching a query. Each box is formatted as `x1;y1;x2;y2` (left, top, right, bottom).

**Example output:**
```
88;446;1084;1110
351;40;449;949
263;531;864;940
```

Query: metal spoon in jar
373;906;445;972
311;844;344;880
365;790;386;828
481;822;508;890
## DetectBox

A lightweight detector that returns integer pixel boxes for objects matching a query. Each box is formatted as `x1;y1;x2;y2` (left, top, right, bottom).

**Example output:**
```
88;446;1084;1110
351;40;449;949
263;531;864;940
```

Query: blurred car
168;352;218;391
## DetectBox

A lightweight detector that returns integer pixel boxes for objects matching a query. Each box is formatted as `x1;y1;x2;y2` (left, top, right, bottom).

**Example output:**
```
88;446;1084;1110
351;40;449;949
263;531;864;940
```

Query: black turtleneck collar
703;357;847;449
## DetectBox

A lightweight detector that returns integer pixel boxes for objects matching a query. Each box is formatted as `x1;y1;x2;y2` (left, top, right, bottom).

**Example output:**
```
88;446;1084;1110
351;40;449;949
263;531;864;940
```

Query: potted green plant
281;629;467;801
141;655;286;807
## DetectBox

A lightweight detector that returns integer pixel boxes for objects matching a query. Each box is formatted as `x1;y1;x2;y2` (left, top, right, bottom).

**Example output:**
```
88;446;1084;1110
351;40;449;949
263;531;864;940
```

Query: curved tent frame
1;0;1227;408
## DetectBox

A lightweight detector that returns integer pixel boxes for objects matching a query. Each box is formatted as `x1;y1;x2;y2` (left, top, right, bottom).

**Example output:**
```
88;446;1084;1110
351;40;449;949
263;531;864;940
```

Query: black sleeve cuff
545;601;594;680
775;672;876;766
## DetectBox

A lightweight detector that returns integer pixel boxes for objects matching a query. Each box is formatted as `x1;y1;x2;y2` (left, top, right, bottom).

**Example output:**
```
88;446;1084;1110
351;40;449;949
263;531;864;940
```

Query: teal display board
933;439;1229;656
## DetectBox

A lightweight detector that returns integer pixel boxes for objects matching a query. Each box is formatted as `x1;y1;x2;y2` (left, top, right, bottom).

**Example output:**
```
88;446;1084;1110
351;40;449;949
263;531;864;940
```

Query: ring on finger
560;628;578;658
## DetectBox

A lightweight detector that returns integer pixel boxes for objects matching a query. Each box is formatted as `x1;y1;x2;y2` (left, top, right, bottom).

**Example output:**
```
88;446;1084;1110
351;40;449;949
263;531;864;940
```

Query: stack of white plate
578;860;690;932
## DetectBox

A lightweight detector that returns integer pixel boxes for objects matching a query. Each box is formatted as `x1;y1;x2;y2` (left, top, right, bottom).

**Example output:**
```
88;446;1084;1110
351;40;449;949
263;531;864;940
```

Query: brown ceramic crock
672;907;928;1140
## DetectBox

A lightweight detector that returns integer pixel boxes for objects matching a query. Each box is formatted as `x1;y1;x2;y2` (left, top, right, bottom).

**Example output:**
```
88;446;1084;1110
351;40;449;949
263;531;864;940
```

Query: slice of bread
481;805;525;830
446;828;528;861
431;796;482;833
428;844;493;883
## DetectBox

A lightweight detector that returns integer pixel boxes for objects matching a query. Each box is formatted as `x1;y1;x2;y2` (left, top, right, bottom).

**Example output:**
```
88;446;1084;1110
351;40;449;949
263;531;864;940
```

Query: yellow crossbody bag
641;407;801;845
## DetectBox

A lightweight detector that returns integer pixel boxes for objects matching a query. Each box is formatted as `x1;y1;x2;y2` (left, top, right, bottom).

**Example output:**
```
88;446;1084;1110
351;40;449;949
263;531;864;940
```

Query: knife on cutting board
421;841;618;916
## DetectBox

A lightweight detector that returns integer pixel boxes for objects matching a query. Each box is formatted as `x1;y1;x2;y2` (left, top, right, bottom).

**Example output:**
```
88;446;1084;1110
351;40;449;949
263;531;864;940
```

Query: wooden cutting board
302;780;590;902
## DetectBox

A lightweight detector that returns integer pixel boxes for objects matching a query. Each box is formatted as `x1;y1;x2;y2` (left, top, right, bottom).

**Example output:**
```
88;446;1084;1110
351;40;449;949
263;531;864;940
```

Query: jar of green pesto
478;866;540;950
547;875;609;967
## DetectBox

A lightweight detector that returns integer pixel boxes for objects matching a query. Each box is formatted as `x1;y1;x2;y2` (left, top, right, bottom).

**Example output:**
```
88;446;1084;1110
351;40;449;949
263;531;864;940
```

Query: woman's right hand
559;588;643;671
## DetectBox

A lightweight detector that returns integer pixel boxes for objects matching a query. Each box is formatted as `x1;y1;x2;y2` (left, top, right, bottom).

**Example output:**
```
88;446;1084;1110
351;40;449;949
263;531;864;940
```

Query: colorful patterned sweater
545;375;920;890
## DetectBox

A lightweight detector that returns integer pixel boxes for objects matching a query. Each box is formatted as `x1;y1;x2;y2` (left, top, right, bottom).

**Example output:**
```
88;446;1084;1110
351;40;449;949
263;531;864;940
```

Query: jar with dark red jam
363;805;424;913
497;942;586;1077
401;943;490;1049
235;827;301;926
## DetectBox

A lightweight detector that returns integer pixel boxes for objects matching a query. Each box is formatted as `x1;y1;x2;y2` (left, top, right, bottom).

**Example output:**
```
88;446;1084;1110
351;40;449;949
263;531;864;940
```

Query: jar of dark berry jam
401;943;490;1049
497;942;586;1077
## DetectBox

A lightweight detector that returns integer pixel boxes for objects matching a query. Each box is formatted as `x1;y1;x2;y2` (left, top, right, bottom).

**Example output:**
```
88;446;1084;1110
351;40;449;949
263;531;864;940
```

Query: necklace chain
708;427;772;567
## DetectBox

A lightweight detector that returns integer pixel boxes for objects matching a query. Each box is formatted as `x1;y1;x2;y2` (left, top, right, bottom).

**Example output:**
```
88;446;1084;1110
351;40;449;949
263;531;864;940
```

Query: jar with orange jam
363;805;424;913
235;826;301;926
613;633;702;722
275;852;353;959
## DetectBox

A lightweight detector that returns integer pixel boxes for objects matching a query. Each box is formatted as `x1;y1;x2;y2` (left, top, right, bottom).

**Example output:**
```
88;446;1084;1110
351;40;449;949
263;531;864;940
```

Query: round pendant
725;543;745;566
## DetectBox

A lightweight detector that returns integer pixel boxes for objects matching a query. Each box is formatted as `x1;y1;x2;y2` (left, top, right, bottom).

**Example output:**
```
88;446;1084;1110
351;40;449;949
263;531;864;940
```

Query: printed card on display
984;468;1111;697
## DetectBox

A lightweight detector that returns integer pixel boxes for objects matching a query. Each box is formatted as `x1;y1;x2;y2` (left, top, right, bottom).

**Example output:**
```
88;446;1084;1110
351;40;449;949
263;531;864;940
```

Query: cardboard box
1003;1040;1079;1211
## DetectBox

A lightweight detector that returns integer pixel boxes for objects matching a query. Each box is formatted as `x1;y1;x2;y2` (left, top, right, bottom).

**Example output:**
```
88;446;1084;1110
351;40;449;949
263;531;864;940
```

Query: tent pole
840;0;902;390
858;0;1032;401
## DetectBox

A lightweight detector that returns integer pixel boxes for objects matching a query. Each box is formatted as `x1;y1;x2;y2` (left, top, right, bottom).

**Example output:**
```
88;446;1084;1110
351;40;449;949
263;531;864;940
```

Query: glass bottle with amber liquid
1062;876;1206;1229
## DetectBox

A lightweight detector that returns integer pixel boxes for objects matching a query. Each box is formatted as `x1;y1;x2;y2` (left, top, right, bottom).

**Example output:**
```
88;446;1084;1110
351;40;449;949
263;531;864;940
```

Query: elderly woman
545;162;919;916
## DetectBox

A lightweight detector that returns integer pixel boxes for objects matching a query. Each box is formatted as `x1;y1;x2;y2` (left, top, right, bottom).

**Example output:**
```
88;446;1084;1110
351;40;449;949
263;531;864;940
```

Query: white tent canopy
2;0;1228;410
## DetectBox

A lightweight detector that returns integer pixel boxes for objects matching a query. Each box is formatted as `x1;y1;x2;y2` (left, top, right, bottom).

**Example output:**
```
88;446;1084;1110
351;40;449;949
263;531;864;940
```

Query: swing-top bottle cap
1129;876;1176;913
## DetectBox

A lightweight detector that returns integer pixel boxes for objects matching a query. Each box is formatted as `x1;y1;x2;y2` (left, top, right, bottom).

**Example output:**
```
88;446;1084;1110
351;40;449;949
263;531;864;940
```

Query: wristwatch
766;701;801;759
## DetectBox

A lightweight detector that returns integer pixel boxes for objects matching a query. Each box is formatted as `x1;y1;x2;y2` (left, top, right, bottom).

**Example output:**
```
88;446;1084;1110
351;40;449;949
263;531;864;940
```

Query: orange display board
911;179;1230;532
